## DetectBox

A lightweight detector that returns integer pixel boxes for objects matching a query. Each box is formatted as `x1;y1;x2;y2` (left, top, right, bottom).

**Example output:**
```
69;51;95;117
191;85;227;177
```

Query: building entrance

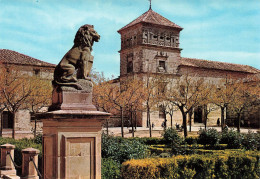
194;106;203;123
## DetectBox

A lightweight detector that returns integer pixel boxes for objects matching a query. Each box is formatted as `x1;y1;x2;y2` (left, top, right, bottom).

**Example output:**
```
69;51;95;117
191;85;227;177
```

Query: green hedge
121;150;260;179
149;144;228;156
127;137;165;145
102;158;121;179
102;134;148;163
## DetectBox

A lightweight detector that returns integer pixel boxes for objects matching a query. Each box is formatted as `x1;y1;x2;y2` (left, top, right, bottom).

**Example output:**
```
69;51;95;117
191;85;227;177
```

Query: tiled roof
180;57;260;74
118;9;183;33
0;49;56;67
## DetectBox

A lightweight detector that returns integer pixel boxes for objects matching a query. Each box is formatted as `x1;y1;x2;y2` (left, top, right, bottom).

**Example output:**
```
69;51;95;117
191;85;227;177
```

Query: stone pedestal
49;80;96;111
21;148;40;179
38;110;110;179
0;144;17;177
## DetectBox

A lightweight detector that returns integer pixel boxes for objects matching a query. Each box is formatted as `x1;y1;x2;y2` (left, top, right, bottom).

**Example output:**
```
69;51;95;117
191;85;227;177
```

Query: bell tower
118;8;183;77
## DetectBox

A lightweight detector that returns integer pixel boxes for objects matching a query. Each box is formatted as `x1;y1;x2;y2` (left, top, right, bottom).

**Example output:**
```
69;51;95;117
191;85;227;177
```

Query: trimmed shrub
220;129;242;149
185;136;197;145
162;128;184;155
148;145;171;155
198;128;220;146
241;131;260;150
128;137;164;145
121;150;260;179
102;158;121;179
101;134;148;163
162;128;183;144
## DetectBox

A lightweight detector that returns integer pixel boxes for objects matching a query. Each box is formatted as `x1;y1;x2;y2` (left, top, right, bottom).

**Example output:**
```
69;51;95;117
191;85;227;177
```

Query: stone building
115;8;259;128
0;49;55;138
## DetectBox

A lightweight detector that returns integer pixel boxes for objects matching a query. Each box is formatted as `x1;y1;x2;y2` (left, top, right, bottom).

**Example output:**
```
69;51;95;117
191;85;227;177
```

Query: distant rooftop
180;57;260;74
0;49;56;67
118;9;183;33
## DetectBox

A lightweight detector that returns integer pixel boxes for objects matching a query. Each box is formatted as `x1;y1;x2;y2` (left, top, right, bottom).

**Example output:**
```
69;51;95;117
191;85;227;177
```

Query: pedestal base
49;86;96;111
0;170;18;178
38;110;110;179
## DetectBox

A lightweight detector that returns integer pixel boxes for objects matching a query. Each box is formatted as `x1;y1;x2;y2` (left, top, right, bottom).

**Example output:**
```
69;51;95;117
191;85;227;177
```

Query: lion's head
74;24;100;50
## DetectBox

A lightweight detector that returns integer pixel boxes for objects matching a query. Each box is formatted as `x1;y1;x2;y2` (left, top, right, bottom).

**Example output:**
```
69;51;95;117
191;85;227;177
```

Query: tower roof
118;9;183;33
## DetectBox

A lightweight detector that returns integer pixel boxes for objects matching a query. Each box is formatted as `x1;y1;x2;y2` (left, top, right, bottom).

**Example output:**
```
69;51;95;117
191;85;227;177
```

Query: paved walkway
103;125;259;138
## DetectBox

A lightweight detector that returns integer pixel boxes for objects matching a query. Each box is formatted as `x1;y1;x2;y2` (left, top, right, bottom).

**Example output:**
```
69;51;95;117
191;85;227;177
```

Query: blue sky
1;0;259;78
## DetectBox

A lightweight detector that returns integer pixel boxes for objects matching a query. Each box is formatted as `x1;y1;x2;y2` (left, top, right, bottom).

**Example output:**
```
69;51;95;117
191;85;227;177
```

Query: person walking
217;118;220;126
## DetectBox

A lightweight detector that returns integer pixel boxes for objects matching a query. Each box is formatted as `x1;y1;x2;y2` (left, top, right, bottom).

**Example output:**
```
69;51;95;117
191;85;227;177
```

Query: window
127;54;133;73
127;61;133;73
158;61;166;72
2;111;13;129
159;61;165;69
34;69;40;76
159;105;165;119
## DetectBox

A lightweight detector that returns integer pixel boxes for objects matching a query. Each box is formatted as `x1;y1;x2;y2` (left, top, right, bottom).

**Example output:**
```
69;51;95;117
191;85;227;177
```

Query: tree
92;70;115;135
0;88;6;137
90;69;111;85
24;78;52;137
228;78;260;132
125;78;146;137
203;104;219;130
165;75;210;138
143;73;164;137
165;102;178;128
211;77;240;131
0;63;51;138
93;77;145;137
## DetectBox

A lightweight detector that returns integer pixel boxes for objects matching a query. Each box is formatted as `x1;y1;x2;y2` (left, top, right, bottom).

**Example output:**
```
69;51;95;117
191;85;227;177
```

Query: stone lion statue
53;24;100;90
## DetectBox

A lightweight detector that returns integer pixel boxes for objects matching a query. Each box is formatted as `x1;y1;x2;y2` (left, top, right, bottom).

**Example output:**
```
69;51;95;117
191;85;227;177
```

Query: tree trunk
164;114;167;130
170;115;173;128
146;104;150;127
12;112;15;139
134;111;137;130
180;107;187;138
131;110;134;137
237;113;241;133
204;115;207;130
34;117;37;138
204;109;208;130
106;119;109;135
221;107;225;132
120;107;124;138
203;105;207;130
147;107;152;137
0;111;3;137
189;110;192;132
183;113;187;138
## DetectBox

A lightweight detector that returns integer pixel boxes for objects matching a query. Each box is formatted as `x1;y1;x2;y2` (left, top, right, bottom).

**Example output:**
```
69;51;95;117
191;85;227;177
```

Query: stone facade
116;9;260;128
0;49;55;138
118;10;182;77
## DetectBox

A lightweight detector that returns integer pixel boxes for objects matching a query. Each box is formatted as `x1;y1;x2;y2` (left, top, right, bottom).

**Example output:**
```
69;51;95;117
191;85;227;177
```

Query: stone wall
0;63;54;138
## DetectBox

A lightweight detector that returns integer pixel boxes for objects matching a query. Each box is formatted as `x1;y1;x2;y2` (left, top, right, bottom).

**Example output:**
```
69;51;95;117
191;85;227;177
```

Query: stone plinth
49;80;96;111
21;148;40;179
37;110;110;179
0;144;17;177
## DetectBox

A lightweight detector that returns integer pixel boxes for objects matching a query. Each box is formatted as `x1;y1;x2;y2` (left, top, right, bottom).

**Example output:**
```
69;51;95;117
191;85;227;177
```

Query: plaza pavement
103;124;259;138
